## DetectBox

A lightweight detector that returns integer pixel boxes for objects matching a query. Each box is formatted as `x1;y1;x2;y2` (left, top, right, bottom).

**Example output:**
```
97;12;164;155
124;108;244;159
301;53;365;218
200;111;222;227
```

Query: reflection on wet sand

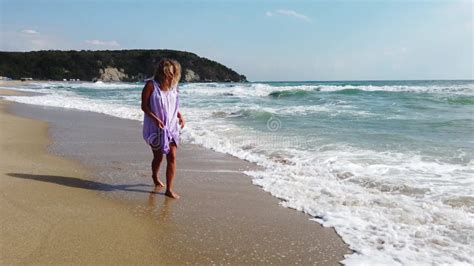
148;187;174;224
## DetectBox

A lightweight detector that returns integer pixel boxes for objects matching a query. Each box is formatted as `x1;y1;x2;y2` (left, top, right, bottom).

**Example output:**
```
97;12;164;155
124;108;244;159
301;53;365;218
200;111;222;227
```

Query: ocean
3;80;473;265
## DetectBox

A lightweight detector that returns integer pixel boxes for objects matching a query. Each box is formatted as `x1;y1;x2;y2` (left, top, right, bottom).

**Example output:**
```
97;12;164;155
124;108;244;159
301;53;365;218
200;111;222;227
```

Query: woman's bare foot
152;175;165;188
165;190;180;199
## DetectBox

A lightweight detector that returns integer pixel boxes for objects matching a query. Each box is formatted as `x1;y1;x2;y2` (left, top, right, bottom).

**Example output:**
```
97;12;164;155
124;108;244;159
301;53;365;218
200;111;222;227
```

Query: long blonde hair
154;58;181;90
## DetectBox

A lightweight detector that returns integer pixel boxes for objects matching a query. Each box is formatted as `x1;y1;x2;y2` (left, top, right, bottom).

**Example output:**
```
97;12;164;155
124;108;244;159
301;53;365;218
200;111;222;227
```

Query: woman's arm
141;81;164;128
178;111;185;128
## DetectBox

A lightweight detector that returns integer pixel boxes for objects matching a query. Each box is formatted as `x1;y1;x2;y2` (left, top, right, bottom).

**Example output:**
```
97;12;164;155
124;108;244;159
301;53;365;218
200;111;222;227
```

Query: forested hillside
0;49;247;82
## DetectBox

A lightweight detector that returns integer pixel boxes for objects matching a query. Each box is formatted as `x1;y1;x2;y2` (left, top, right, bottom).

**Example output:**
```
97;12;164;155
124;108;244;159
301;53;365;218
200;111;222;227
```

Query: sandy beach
0;87;351;264
0;94;164;264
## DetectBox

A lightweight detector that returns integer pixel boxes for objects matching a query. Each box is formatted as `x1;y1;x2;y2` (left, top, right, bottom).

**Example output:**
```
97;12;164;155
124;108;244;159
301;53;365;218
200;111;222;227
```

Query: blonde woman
141;59;185;199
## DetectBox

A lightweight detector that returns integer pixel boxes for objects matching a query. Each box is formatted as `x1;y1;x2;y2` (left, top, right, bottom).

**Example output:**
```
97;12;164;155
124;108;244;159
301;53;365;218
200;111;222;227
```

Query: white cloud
21;29;39;34
266;9;311;22
1;27;120;51
383;46;409;56
465;17;474;32
1;28;75;51
85;39;120;47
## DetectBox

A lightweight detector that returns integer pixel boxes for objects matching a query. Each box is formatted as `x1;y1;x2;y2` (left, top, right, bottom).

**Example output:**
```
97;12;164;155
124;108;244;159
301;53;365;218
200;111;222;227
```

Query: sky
0;0;473;81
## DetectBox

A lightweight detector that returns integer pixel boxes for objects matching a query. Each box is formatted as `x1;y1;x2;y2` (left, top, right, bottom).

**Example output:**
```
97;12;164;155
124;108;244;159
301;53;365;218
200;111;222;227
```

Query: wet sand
1;87;351;264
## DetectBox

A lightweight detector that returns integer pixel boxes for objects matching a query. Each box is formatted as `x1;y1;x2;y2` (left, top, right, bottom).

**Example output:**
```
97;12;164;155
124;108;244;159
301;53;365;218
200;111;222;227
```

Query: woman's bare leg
165;143;179;199
152;149;164;187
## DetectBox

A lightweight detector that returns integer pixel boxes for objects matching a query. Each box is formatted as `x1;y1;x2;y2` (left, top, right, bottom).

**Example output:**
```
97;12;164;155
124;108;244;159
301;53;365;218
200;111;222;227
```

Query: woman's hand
178;111;185;129
178;115;185;129
154;118;165;129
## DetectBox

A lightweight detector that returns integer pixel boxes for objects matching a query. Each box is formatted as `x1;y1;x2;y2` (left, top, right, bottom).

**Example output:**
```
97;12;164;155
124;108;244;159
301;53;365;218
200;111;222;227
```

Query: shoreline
1;87;351;264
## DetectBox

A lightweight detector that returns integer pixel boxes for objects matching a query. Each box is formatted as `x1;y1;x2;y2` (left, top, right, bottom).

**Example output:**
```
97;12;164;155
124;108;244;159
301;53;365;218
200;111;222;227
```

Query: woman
141;59;185;199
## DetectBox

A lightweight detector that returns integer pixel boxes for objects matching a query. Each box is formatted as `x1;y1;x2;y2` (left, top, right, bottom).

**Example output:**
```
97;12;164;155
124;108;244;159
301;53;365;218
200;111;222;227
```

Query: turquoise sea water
3;80;474;265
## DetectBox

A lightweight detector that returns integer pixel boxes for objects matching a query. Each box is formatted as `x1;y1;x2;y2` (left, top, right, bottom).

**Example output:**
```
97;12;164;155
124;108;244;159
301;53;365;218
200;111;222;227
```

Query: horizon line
251;79;474;83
